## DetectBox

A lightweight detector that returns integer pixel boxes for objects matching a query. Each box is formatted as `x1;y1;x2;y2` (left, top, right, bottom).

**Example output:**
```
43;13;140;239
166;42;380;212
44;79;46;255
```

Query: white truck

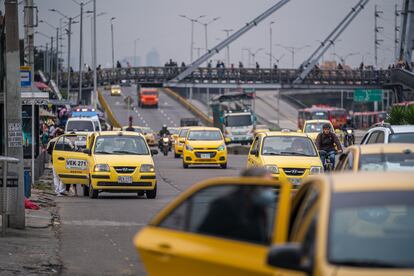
223;110;255;145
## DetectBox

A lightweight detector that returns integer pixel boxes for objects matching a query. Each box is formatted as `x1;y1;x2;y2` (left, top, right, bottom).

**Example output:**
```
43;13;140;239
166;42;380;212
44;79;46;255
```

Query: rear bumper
183;150;227;165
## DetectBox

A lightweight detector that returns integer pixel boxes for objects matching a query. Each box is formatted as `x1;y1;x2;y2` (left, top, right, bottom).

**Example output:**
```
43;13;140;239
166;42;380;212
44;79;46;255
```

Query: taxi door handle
158;243;171;250
58;157;65;161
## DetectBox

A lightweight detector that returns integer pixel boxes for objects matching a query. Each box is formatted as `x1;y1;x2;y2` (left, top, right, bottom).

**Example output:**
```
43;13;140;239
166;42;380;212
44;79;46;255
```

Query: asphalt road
57;86;249;275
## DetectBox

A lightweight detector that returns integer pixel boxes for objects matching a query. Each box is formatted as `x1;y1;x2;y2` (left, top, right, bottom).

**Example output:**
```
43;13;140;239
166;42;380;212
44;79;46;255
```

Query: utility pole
134;37;139;67
78;2;84;104
269;21;274;68
92;0;97;109
222;29;233;66
56;27;59;87
395;4;400;62
50;36;53;80
374;5;383;68
66;17;72;98
5;0;25;228
45;43;48;74
110;17;115;69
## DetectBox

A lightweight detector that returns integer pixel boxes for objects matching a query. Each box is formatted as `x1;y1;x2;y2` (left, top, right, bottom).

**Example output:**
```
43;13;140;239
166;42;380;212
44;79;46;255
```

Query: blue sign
20;66;32;88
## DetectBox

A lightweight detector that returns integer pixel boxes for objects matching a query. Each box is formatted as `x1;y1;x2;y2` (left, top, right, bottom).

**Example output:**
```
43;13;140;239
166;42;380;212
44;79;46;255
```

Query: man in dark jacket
315;124;343;169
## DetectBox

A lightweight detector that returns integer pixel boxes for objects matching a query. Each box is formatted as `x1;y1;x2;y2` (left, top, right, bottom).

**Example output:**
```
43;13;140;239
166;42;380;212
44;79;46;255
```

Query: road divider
163;88;213;126
98;90;122;128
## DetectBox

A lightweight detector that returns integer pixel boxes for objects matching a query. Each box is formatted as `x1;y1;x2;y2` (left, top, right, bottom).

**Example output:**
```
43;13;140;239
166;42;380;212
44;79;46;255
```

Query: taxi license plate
288;178;302;186
118;176;132;184
200;153;210;159
66;159;87;170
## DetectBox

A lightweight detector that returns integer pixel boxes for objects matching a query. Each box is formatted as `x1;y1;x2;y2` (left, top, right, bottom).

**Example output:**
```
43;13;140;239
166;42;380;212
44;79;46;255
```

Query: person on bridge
315;123;342;169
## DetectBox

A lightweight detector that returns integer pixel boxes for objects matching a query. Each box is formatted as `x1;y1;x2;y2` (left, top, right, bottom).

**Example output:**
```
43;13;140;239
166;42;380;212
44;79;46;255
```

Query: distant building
146;48;160;66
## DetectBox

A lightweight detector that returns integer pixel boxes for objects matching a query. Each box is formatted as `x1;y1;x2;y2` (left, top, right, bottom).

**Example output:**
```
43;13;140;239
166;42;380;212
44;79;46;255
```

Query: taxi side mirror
151;149;159;156
267;244;311;273
225;138;231;145
250;149;259;157
83;149;91;155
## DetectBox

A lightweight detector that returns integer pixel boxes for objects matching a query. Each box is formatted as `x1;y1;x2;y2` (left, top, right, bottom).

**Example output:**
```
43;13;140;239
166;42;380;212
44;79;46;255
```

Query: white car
360;123;414;144
65;117;101;134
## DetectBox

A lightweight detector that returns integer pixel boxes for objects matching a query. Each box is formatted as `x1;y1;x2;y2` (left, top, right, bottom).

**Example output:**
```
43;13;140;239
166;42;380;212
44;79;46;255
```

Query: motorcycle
161;135;170;156
343;128;355;147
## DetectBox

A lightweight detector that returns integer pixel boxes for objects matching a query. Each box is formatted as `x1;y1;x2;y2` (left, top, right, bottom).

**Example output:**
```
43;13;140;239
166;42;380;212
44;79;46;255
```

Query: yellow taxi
134;176;292;276
84;131;158;199
174;127;191;158
299;119;335;141
335;143;414;172
182;127;227;169
247;131;323;186
267;172;414;276
52;133;91;187
110;84;122;96
142;127;156;147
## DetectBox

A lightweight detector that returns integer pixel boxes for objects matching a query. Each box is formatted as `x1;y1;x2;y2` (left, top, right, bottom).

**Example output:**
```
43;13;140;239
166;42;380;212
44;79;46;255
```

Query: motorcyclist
158;125;171;149
341;118;355;146
315;123;343;169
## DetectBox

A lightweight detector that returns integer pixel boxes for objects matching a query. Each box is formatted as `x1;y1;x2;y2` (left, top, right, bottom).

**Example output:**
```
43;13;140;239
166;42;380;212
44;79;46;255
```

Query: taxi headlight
217;144;225;151
94;164;110;172
310;166;322;175
140;164;154;172
186;144;194;151
265;165;279;174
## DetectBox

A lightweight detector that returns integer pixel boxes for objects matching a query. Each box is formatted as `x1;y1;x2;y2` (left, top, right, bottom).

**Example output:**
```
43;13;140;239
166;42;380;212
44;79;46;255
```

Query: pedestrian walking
47;128;66;196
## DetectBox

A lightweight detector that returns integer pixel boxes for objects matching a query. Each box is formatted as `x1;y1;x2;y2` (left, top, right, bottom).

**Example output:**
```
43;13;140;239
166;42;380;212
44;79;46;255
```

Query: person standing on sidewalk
46;128;66;196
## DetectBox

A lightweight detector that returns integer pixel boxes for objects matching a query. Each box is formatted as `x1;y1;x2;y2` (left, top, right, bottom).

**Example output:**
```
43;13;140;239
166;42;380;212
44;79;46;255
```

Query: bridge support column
206;88;210;105
189;87;193;99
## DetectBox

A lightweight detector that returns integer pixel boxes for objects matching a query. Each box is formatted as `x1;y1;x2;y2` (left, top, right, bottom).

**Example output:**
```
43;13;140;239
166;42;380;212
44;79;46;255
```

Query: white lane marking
145;124;148;127
170;120;174;124
167;117;170;120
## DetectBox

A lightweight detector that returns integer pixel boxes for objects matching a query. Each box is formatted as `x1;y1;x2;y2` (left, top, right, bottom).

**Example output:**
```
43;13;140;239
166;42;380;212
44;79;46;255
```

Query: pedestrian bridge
61;67;392;90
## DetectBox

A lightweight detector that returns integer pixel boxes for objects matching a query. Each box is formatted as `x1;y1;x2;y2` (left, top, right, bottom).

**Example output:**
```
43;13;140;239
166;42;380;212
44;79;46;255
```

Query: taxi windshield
179;129;189;138
329;191;414;268
304;122;329;133
359;153;414;172
66;120;94;132
94;135;149;155
168;128;180;135
187;130;222;141
261;136;317;156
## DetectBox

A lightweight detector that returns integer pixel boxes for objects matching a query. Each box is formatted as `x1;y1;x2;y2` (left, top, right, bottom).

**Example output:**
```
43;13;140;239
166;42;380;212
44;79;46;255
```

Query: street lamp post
196;17;220;53
251;48;264;66
265;52;285;67
275;43;310;68
110;17;116;69
179;14;205;63
222;29;233;66
269;21;275;68
78;2;84;104
134;37;140;67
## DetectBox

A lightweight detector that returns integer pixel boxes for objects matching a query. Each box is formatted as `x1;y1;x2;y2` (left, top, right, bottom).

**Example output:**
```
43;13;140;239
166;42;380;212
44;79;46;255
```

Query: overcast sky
15;0;398;69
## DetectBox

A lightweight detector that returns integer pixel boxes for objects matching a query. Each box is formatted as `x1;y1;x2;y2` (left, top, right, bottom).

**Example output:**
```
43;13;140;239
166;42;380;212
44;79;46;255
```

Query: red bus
352;111;387;129
298;105;347;129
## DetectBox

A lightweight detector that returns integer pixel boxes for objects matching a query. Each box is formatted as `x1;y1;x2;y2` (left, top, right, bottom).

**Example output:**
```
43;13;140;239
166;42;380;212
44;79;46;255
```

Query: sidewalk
0;169;62;275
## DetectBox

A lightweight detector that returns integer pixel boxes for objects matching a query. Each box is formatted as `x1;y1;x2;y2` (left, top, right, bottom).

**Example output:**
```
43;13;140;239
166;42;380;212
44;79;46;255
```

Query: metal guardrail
0;156;19;237
59;67;391;88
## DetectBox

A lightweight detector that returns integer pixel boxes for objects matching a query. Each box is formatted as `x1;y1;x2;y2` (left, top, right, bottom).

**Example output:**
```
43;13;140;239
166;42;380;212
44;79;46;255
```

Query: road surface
57;85;248;275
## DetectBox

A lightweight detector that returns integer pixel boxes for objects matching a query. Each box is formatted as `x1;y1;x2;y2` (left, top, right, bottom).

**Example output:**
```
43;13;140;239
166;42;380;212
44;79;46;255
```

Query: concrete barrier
97;90;122;128
163;88;213;126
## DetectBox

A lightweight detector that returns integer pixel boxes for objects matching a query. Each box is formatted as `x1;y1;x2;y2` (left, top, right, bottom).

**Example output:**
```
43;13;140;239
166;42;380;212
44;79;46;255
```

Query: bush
386;105;414;125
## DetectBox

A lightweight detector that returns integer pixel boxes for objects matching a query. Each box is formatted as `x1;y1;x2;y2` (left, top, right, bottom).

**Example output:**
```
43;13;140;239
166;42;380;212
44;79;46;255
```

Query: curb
97;90;122;128
163;88;213;126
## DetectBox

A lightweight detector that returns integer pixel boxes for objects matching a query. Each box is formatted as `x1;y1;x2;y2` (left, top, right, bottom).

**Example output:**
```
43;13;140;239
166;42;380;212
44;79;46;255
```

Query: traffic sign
20;66;32;88
354;89;383;102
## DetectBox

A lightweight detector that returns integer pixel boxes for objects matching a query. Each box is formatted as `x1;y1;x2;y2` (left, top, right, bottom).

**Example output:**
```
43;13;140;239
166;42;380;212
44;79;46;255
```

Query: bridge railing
59;67;391;87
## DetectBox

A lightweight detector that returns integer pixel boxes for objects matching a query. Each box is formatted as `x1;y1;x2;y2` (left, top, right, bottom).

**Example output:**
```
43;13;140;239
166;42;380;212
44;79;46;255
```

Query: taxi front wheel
220;163;227;169
146;184;157;199
183;161;189;169
89;182;98;199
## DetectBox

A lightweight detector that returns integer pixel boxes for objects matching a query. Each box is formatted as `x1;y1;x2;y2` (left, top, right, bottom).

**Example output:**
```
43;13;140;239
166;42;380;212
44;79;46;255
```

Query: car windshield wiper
112;150;144;155
280;151;313;156
333;259;404;268
94;151;112;154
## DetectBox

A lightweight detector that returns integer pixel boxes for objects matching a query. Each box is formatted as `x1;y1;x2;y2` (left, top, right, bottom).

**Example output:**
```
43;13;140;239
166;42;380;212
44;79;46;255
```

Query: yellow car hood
262;155;322;168
186;140;224;149
93;154;154;166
